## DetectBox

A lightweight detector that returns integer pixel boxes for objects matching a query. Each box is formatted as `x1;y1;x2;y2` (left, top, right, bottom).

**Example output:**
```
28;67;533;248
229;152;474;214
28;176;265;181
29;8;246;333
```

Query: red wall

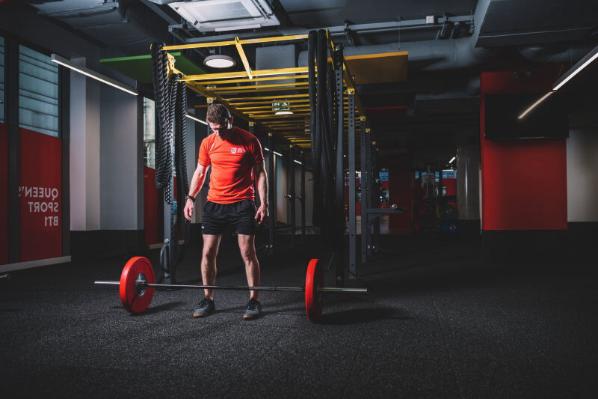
144;166;163;246
480;69;567;231
0;123;8;264
19;128;63;261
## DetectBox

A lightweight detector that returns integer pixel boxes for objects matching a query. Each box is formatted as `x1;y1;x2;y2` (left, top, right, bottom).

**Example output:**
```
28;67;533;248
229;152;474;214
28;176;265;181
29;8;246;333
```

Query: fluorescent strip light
553;45;598;91
517;91;554;120
264;147;270;151
50;54;137;96
273;151;283;157
185;114;208;125
448;156;456;164
293;159;302;165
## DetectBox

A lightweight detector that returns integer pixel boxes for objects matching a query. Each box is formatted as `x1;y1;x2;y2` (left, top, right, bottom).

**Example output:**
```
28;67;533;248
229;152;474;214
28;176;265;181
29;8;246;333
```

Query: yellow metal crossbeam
181;67;308;82
162;34;308;51
199;75;308;86
235;37;253;80
213;85;309;95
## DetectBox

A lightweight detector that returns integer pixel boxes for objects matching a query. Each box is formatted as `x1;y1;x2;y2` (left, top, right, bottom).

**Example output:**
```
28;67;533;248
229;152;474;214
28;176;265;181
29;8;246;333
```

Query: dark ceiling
7;0;598;161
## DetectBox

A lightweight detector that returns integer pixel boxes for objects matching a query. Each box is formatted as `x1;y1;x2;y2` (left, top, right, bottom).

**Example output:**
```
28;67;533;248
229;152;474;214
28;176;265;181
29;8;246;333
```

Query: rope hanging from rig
151;44;189;207
151;44;174;204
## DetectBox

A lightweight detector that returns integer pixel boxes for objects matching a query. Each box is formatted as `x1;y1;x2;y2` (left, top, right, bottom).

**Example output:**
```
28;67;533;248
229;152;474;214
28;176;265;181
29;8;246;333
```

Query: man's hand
255;204;267;224
184;198;195;221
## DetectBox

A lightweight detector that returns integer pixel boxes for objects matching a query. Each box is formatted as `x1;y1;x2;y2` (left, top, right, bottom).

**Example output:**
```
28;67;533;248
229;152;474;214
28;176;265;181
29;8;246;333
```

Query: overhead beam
163;34;308;51
181;67;308;82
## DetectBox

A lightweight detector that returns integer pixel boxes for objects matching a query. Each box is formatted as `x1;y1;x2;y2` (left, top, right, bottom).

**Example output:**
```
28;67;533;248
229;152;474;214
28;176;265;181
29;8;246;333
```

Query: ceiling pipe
298;37;494;72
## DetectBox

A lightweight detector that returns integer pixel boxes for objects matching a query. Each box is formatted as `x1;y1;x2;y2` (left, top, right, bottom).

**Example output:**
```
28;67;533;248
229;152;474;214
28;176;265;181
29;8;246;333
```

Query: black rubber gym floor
1;234;597;398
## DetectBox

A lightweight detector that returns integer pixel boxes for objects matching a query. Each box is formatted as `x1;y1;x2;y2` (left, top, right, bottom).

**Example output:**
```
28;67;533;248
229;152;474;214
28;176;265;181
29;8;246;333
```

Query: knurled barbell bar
94;257;367;321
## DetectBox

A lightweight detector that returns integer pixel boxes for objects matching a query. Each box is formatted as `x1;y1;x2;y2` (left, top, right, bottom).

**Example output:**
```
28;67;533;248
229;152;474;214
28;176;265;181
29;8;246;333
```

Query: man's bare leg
237;234;260;300
201;234;222;299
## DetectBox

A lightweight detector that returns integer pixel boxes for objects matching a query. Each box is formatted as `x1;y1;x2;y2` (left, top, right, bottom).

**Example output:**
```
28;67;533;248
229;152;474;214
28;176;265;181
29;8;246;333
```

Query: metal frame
162;33;365;150
267;133;276;255
347;90;357;277
160;32;372;278
300;151;306;238
288;144;296;246
360;127;369;264
333;44;345;284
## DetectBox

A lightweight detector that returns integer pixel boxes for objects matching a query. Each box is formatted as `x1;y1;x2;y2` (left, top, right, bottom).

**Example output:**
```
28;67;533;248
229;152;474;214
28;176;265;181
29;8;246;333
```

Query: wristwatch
187;194;196;202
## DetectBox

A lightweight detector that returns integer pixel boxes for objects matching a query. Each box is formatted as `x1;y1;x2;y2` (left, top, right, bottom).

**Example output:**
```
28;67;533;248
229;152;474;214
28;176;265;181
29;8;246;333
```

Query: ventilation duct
168;0;280;32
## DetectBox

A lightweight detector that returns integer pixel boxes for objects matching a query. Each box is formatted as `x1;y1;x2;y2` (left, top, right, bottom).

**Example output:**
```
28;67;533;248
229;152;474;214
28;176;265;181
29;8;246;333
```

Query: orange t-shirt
198;127;264;204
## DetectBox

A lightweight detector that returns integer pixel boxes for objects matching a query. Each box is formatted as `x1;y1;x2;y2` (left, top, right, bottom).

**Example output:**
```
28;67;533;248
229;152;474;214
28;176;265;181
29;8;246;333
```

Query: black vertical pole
372;143;380;254
248;121;260;209
348;90;357;277
59;66;71;257
300;151;306;239
288;145;296;247
136;92;144;253
267;133;276;255
6;38;19;263
334;44;345;286
360;126;369;265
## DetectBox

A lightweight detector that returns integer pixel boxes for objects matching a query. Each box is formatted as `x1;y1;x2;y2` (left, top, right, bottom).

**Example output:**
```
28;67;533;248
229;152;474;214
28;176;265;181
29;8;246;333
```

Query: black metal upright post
6;38;19;263
360;126;369;265
334;44;345;286
348;90;357;277
267;133;276;255
288;145;296;247
300;151;306;239
248;121;262;213
59;66;71;258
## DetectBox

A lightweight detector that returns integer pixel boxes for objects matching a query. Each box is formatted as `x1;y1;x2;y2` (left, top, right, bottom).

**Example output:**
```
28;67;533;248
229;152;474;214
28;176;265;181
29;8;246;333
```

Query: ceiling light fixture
517;91;554;120
51;54;137;96
553;45;598;91
204;54;235;69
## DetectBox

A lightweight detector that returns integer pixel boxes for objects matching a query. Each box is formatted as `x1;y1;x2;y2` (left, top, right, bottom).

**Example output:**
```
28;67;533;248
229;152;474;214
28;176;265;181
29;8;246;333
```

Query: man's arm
184;163;209;221
254;160;268;223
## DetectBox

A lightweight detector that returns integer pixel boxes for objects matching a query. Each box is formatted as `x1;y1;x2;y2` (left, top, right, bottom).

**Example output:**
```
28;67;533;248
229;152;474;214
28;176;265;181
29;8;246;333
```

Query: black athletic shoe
243;298;262;320
192;298;215;318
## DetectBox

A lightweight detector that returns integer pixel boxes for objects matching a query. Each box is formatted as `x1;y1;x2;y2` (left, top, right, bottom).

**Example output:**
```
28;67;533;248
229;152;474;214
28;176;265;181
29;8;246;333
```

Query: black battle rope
151;44;173;202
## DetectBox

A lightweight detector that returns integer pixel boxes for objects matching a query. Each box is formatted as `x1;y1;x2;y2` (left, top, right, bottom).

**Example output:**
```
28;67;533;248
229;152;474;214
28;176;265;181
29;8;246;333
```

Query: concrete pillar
69;57;100;231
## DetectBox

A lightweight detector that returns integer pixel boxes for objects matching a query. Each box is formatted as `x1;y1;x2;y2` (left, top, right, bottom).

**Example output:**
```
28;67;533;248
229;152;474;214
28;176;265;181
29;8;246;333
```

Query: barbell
94;256;367;321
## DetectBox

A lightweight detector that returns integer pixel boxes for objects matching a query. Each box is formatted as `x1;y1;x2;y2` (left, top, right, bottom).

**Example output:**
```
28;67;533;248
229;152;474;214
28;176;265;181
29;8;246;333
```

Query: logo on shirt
230;147;246;155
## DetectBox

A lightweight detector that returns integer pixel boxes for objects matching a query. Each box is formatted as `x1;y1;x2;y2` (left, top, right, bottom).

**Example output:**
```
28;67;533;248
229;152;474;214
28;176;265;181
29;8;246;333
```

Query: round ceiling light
274;110;294;115
204;54;235;69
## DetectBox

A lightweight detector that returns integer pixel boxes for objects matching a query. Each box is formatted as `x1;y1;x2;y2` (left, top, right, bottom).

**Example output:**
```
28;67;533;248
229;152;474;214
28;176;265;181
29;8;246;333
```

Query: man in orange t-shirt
184;103;268;320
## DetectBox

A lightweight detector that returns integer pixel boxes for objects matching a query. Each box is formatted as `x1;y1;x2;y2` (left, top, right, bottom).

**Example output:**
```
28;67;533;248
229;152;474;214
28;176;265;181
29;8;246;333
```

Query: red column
480;68;567;232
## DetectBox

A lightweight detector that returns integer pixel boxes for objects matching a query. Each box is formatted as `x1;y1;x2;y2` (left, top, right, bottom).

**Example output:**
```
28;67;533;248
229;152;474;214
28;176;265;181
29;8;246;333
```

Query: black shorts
201;200;256;235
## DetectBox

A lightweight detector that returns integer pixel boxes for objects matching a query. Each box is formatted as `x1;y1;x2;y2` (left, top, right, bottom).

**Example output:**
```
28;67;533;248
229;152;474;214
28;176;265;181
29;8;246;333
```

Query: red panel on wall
480;69;567;231
19;128;62;261
443;178;457;197
379;157;414;234
0;123;8;264
144;166;163;246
